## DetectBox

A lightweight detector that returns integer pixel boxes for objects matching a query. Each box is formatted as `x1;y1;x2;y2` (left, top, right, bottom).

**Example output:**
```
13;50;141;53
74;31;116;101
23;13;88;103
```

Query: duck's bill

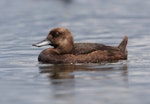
32;39;51;47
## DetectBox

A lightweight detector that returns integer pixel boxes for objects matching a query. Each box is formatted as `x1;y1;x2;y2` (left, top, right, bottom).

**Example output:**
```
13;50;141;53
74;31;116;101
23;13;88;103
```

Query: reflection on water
40;64;75;79
39;62;128;79
38;62;129;104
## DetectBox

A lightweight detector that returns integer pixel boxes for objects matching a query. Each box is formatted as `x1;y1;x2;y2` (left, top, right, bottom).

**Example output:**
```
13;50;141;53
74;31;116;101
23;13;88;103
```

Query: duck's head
33;28;74;54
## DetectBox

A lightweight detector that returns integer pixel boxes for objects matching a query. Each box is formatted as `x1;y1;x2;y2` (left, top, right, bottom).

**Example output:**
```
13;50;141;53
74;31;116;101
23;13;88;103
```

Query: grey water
0;0;150;104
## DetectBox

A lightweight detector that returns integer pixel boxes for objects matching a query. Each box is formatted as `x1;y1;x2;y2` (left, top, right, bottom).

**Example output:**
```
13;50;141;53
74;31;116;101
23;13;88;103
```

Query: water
0;0;150;104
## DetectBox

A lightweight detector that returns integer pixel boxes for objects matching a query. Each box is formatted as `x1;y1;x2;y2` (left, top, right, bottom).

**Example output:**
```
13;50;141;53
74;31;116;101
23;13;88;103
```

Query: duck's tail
118;36;128;54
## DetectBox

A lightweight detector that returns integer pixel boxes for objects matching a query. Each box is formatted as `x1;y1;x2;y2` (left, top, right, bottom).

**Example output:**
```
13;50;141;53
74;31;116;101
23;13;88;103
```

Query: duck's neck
55;40;74;54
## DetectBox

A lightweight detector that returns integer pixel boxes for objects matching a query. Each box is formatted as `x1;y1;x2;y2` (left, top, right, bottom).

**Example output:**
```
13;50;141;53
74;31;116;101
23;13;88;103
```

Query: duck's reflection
38;62;128;103
39;62;128;79
39;64;75;79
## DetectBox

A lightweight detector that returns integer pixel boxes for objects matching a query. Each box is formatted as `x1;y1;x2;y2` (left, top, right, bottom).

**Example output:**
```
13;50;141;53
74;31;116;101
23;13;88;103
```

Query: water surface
0;0;150;104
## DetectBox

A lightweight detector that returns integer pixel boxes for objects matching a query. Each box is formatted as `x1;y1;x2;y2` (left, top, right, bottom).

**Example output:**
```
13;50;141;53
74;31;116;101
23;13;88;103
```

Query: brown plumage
33;28;128;64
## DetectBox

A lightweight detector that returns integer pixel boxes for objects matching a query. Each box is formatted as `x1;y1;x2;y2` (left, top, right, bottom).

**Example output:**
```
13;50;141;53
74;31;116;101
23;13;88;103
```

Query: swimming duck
33;28;128;64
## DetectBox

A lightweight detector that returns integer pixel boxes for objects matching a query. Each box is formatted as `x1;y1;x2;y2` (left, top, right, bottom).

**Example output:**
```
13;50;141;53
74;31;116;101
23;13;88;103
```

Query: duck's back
73;43;119;55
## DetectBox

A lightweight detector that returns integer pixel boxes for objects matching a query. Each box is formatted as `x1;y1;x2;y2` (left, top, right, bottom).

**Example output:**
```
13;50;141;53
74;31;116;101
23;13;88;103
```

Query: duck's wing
73;43;119;55
73;36;128;55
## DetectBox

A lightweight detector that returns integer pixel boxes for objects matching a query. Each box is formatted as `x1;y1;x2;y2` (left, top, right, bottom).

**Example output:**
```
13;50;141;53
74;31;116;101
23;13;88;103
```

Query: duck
32;27;128;64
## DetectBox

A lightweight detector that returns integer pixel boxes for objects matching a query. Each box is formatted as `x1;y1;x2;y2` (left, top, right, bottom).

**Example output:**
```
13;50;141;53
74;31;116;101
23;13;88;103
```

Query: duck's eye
56;31;59;36
52;31;60;37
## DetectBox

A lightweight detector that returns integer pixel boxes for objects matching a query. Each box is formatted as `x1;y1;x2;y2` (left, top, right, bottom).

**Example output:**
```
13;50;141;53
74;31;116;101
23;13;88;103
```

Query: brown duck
33;28;128;64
